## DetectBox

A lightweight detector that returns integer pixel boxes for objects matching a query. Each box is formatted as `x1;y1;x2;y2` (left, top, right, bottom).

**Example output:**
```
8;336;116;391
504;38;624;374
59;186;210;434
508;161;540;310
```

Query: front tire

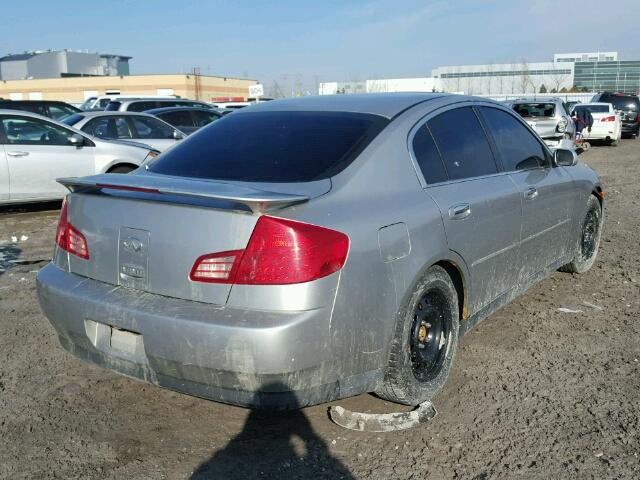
561;195;602;273
376;266;459;406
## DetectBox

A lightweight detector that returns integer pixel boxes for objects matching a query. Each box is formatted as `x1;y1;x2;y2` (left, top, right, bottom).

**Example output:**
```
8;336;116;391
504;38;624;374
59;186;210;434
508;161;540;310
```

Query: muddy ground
1;140;639;480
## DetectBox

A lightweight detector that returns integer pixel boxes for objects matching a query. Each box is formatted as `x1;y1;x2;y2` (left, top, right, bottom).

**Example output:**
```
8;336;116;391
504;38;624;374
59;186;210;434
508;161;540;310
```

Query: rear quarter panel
277;97;461;384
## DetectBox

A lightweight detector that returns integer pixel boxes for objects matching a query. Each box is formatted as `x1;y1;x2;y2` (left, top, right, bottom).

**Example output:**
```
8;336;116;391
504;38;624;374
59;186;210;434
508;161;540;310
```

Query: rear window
596;94;639;112
512;103;556;117
105;101;121;111
148;111;389;182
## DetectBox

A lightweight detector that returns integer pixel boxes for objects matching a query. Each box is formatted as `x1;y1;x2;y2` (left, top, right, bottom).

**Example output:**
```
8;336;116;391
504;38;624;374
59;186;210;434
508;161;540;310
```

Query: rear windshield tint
597;95;639;111
148;111;389;182
512;103;556;117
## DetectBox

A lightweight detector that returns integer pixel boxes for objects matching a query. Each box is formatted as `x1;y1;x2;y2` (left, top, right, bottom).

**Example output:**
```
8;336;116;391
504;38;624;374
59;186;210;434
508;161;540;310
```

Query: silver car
509;97;576;149
0;110;159;204
36;94;603;409
62;111;185;152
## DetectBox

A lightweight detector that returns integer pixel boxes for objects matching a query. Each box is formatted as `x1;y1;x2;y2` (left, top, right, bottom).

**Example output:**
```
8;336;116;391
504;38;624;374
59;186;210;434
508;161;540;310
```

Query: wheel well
592;187;604;208
107;162;138;173
434;260;467;320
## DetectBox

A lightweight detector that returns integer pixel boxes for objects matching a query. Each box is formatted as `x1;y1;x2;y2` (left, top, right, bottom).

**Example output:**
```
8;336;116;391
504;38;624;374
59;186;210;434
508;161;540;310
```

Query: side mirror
555;148;577;166
173;130;185;140
69;133;84;146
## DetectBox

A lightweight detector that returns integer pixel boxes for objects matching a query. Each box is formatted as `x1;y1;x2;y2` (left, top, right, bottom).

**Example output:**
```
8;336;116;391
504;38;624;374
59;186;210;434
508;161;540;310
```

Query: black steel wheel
560;194;602;274
409;289;451;382
376;265;459;406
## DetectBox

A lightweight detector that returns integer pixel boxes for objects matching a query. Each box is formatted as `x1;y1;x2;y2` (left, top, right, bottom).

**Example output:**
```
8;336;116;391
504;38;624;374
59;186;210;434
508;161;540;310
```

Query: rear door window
148;111;389;182
427;107;498;181
130;116;174;139
191;110;221;127
160;110;194;128
411;124;448;184
479;107;549;171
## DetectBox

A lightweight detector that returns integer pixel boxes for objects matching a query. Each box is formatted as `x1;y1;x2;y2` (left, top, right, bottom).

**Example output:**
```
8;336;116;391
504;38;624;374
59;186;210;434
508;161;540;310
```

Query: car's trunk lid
58;172;325;305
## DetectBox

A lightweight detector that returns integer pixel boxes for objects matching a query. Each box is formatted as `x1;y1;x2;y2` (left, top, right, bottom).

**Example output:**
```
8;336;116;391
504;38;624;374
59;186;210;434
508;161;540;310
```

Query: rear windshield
148;111;389;182
512;103;556;117
576;105;609;114
597;94;639;112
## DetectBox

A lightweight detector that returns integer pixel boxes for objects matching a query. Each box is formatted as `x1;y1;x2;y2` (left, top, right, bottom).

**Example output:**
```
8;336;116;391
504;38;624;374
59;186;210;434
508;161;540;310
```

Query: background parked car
591;92;640;138
0;110;158;204
0;100;81;121
79;95;180;111
105;98;213;112
145;106;222;134
509;97;575;149
62;111;185;151
572;103;622;145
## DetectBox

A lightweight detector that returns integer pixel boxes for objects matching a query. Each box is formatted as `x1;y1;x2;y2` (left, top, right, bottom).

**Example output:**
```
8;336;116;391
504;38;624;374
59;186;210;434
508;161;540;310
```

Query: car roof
72;111;158;118
145;106;218;114
0;108;56;119
230;93;458;119
575;102;610;107
114;98;205;104
0;100;71;105
511;98;561;104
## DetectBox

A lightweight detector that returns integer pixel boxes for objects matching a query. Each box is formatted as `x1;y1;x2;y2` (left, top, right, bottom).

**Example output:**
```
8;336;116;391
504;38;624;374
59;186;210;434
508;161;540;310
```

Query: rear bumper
36;263;375;409
621;122;639;135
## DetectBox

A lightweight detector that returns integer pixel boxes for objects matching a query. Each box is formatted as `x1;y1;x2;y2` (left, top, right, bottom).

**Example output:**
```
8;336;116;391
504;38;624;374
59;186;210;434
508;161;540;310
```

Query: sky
2;0;640;95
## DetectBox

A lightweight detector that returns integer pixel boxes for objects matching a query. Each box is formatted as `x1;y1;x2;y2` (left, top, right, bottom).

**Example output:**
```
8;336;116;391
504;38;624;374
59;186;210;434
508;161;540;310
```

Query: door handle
448;203;471;219
6;151;29;157
525;187;538;200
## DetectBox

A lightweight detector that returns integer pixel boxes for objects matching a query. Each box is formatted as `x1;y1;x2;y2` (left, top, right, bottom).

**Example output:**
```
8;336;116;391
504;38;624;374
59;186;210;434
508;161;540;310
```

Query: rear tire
560;195;602;274
376;265;459;406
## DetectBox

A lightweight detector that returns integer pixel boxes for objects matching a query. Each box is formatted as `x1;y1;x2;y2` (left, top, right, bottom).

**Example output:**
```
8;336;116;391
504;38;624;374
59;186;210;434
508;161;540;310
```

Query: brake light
600;116;616;122
55;198;90;259
190;216;350;285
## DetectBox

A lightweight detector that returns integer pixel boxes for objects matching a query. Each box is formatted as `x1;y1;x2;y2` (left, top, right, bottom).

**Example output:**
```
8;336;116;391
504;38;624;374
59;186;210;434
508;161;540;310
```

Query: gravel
0;141;639;479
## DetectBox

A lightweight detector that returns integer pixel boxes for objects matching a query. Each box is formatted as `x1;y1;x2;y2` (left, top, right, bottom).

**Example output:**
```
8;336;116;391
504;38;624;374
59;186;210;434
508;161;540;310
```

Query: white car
573;103;622;145
62;111;185;152
0;110;159;204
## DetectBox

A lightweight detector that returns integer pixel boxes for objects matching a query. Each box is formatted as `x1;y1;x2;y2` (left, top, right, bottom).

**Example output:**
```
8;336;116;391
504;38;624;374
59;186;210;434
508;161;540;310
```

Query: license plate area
118;227;150;290
84;319;147;363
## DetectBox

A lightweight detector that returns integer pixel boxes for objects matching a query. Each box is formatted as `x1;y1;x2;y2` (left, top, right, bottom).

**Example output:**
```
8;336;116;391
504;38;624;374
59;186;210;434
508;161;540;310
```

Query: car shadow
190;383;354;480
0;200;62;216
0;243;21;276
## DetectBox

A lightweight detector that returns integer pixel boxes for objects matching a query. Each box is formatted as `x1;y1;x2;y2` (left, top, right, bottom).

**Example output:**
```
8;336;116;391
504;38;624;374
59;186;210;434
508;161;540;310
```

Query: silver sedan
0;110;159;204
37;94;603;409
62;111;185;152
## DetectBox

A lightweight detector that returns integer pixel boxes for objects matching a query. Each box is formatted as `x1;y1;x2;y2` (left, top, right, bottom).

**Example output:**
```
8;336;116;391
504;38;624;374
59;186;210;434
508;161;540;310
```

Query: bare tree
549;66;570;93
519;60;531;94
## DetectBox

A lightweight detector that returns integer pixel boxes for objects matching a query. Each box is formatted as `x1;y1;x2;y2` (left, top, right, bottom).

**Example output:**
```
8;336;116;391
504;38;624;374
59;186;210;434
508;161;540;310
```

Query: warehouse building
0;74;258;104
319;51;639;96
0;49;131;80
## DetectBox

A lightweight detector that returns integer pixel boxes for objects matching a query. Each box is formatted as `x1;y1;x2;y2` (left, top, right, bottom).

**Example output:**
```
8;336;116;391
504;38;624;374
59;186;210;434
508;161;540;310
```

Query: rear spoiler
57;173;309;214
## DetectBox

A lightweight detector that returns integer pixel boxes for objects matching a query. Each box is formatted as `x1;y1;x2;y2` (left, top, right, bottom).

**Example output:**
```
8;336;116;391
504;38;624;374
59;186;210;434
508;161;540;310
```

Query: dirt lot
1;140;639;480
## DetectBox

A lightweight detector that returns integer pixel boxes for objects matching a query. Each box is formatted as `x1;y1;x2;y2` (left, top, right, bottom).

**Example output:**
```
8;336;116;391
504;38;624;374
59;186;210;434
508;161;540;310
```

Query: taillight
55;197;90;259
600;116;616;122
190;216;349;285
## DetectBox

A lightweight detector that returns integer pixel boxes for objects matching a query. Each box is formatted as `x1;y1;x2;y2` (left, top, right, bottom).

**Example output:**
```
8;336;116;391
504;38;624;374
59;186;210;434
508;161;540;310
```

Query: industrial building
0;49;131;80
319;51;640;96
0;74;258;104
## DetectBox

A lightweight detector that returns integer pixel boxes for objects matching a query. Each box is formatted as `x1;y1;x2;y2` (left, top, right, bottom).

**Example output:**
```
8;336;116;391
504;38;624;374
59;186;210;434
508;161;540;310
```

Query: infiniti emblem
122;237;144;253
